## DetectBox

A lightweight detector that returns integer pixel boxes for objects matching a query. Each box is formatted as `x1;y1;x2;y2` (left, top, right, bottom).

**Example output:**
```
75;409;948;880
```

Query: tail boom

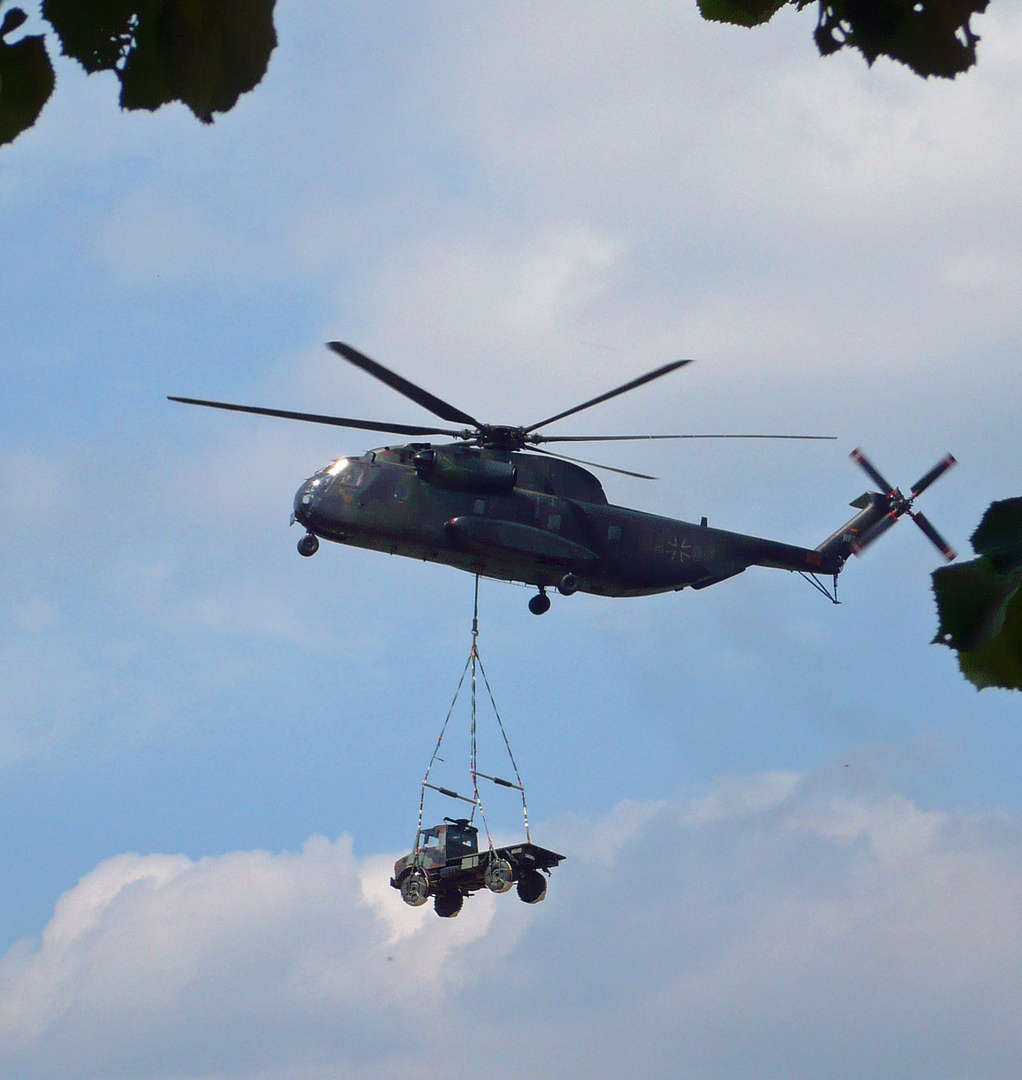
815;491;896;570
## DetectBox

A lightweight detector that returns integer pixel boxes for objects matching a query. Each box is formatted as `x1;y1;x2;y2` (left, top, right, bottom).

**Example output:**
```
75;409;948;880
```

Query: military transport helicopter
170;342;956;614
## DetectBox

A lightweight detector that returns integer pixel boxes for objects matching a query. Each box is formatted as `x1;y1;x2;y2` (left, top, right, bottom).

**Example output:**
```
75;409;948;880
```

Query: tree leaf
969;496;1022;574
955;589;1022;691
42;0;276;123
697;0;788;28
0;6;56;146
933;498;1022;692
702;0;992;79
812;0;990;78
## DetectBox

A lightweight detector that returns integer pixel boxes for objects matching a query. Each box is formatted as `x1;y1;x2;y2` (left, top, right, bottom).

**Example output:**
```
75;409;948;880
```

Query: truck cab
400;818;479;875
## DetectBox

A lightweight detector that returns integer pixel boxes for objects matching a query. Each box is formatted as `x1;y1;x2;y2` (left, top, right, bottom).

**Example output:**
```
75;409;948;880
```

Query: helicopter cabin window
607;525;622;541
547;513;561;531
473;499;486;515
393;473;413;502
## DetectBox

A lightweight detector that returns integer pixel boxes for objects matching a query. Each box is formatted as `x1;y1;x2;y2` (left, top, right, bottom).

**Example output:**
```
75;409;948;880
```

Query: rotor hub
475;425;529;452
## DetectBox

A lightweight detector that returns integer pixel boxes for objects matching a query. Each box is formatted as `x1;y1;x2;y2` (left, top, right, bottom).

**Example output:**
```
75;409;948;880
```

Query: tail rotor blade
909;510;957;561
851;510;900;555
910;453;957;498
845;448;958;561
850;448;896;495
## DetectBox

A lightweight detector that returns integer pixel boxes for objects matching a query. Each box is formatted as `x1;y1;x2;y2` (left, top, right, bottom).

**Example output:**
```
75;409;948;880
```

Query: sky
2;1;1022;1077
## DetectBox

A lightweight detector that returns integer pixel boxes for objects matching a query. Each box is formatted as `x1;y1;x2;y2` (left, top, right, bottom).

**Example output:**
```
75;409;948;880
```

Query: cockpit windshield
325;458;368;487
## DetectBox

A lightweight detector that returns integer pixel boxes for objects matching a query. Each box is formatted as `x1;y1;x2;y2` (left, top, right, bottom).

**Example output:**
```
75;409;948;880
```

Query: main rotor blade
850;448;896;495
533;432;836;444
523;359;692;434
910;453;957;498
167;397;466;438
909;510;957;561
327;342;482;428
527;443;658;480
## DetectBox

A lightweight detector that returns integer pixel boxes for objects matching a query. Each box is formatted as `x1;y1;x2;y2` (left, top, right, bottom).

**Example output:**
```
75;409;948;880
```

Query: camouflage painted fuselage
292;443;881;597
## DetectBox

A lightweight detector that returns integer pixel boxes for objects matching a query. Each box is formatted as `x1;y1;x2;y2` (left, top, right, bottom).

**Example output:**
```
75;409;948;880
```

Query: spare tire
484;857;514;894
516;868;547;904
399;869;429;907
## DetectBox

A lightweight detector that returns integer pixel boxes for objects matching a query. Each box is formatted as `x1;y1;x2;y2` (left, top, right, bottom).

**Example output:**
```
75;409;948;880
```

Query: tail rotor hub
849;448;957;561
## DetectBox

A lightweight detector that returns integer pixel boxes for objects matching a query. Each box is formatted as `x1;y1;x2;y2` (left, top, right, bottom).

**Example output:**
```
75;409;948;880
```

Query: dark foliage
933;498;1022;691
1;0;275;146
699;0;991;78
0;6;54;144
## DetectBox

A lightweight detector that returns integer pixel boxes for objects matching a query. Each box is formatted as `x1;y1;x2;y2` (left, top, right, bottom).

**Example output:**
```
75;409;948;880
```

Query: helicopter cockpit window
327;459;367;487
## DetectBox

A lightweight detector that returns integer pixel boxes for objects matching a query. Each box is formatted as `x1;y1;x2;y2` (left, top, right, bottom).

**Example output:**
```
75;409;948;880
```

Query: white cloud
444;2;1022;229
3;773;1022;1079
380;0;1022;400
366;225;628;399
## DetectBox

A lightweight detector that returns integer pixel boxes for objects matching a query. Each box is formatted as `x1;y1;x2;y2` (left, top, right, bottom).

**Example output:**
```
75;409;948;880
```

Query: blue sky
2;2;1022;1077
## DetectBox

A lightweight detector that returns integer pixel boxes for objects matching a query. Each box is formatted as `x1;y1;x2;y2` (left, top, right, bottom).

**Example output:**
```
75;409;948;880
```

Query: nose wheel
297;533;319;557
528;588;551;616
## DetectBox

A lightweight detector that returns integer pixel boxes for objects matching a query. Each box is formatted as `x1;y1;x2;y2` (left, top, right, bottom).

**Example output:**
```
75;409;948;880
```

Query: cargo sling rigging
414;576;531;855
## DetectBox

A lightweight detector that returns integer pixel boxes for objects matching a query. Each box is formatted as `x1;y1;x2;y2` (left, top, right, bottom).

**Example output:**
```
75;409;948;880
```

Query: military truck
391;817;565;918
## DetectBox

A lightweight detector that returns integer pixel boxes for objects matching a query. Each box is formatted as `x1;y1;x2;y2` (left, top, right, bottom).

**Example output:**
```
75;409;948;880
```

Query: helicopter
170;341;957;614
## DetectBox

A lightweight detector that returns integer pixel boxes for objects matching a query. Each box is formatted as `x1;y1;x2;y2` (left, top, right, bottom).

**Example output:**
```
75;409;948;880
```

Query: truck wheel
516;868;547;904
399;869;429;907
434;890;463;918
484;857;514;894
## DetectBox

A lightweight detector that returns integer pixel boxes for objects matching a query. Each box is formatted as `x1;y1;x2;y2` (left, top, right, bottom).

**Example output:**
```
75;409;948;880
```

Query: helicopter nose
293;478;319;526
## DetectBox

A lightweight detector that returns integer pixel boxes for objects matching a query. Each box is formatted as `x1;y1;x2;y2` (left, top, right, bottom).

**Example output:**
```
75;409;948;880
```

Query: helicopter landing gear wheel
434;890;463;918
557;572;579;596
484;857;514;894
528;589;551;616
399;869;429;907
297;533;319;557
516;868;547;904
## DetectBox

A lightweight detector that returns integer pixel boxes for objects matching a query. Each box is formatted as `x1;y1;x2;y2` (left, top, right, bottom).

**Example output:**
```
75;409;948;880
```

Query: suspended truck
391;816;564;918
391;578;565;917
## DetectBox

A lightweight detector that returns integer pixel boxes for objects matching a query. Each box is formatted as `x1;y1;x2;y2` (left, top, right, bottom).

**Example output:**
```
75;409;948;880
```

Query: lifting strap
415;576;531;854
